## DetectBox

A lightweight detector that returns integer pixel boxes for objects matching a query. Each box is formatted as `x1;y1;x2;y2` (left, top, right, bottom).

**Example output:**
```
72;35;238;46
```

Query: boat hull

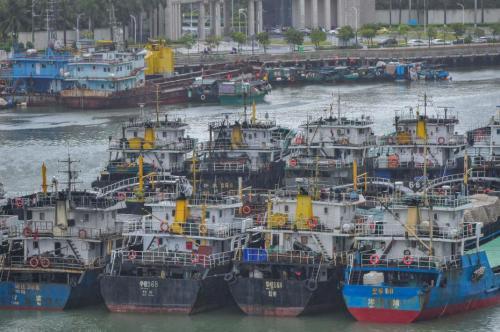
343;252;500;323
0;270;102;311
228;277;343;317
100;273;231;314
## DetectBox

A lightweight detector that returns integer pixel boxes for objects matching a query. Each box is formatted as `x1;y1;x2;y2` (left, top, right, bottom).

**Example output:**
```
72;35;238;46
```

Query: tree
309;28;326;50
0;0;30;41
359;27;376;46
449;23;466;41
284;28;304;51
205;34;222;52
256;32;270;53
426;26;437;47
337;26;354;47
398;24;410;45
491;24;500;40
179;33;196;56
231;31;246;51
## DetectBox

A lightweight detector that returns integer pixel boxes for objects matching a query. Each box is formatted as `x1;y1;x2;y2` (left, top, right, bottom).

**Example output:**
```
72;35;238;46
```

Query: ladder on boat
312;234;331;261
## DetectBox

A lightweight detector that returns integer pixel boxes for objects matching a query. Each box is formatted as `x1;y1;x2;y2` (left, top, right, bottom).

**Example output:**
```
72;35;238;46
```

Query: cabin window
272;234;280;246
358;128;363;134
165;214;169;221
33;241;39;249
101;84;104;89
434;213;438;221
54;242;61;255
32;64;35;68
172;210;176;217
324;207;328;214
163;131;167;138
254;132;257;138
497;129;500;135
300;236;308;245
112;210;116;219
42;64;46;68
212;216;215;223
219;210;223;218
160;153;165;159
206;211;210;219
77;67;81;72
436;127;439;133
83;213;90;222
133;131;138;138
284;205;289;212
309;129;313;133
347;129;350;134
39;212;45;221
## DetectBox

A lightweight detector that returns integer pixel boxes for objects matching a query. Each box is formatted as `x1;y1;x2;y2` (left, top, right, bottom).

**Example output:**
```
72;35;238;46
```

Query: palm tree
0;0;30;41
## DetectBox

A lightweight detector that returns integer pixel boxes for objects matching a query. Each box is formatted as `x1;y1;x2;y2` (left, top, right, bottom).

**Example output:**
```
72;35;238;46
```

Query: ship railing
378;134;465;146
424;171;487;190
254;218;351;235
191;161;248;173
236;248;323;265
273;188;363;204
96;174;182;196
374;159;454;169
117;250;234;268
286;157;353;170
302;118;375;127
200;142;282;151
8;221;122;240
108;138;195;152
355;253;463;271
9;193;118;210
125;217;252;239
470;155;500;167
0;254;106;271
389;194;471;208
354;222;479;240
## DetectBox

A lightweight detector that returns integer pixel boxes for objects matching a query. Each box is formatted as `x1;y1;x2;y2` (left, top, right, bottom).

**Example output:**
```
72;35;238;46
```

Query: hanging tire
224;272;236;284
304;279;318;292
200;94;206;101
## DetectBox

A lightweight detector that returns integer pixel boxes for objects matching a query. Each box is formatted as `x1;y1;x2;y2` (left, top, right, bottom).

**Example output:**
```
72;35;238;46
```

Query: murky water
0;67;499;330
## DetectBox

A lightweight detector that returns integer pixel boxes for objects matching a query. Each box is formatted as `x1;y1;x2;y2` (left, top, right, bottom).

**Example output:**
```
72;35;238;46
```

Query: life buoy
78;229;87;239
40;257;50;268
160;221;169;232
437;137;445;145
242;205;252;215
200;94;206;101
307;217;318;229
23;227;32;237
29;256;39;268
289;159;297;167
369;254;380;265
15;198;24;208
128;250;137;260
117;192;126;201
403;255;414;266
199;224;208;234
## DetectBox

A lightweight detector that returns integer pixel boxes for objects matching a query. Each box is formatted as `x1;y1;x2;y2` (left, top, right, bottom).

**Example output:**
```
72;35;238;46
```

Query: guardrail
116;250;233;268
9;221;123;240
354;222;479;240
0;254;105;271
125;217;252;238
236;248;351;266
354;253;462;271
8;193;117;210
109;138;195;152
286;158;353;170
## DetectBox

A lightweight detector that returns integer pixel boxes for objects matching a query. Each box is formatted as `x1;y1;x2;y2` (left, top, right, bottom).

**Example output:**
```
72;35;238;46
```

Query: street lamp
457;3;465;26
130;15;137;45
76;13;84;49
351;6;358;45
239;9;248;38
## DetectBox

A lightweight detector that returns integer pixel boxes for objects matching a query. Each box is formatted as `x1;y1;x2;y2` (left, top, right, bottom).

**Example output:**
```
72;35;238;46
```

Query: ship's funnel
295;188;313;229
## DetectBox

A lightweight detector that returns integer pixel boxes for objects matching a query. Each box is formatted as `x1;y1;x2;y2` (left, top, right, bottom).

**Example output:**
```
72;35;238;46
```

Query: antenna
45;0;57;48
58;153;82;201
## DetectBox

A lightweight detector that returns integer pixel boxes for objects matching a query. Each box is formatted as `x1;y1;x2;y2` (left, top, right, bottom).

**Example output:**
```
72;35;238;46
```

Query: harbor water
0;67;499;330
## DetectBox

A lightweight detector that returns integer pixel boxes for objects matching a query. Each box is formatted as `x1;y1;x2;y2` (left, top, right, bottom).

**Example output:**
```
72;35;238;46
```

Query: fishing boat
92;105;195;190
218;78;271;105
227;186;365;316
285;97;376;187
59;51;146;110
0;159;124;310
100;190;251;314
188;77;220;103
371;98;466;188
342;185;500;323
190;104;292;192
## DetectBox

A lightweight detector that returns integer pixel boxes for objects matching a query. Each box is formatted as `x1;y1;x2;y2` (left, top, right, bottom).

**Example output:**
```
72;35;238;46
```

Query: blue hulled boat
342;191;500;323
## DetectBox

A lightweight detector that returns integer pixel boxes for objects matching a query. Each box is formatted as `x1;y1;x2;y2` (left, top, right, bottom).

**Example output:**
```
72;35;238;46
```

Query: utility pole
31;0;40;46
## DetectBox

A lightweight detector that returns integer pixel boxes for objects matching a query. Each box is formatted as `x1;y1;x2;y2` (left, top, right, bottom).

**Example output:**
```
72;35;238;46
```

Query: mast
155;84;160;125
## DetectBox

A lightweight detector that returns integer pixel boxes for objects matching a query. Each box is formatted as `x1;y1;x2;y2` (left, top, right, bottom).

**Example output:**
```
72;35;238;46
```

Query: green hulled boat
218;79;271;105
